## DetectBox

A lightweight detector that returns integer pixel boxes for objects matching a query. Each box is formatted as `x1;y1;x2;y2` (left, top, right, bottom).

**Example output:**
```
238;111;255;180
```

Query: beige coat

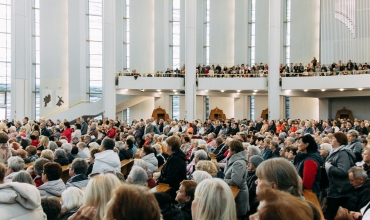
0;182;47;220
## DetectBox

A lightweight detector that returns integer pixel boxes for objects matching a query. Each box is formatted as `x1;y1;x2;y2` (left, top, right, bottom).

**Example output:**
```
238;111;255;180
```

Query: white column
68;0;88;105
154;0;170;72
185;0;196;121
130;0;154;73
40;0;69;118
195;0;204;65
103;0;116;119
268;0;282;120
234;0;249;65
115;0;124;72
209;0;235;66
255;0;269;64
11;0;33;120
180;0;186;66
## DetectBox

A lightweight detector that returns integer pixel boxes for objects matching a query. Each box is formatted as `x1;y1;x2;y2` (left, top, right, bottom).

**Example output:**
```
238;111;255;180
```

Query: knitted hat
249;155;264;168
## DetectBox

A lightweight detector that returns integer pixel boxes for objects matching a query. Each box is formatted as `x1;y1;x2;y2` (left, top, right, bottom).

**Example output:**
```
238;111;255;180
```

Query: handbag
334;206;354;220
303;189;325;220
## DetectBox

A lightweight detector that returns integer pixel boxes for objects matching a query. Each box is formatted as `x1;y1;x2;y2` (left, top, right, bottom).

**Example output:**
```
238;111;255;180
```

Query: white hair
127;166;148;186
48;141;58;151
194;150;208;160
247;145;261;156
89;142;100;149
192;170;212;184
62;143;72;153
7;156;25;172
133;159;149;172
320;143;332;153
61;187;84;212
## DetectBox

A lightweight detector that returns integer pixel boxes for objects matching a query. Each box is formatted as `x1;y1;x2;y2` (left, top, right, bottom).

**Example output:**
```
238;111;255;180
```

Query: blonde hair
195;160;218;177
41;149;54;161
83;174;121;220
193;178;236;220
40;136;49;148
152;144;162;154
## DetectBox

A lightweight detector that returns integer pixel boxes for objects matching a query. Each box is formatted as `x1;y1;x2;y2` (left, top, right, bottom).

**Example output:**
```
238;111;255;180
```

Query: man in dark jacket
346;130;363;162
204;119;214;135
80;118;88;135
158;119;164;133
40;123;51;137
66;158;89;189
345;166;370;213
175;180;197;220
255;118;263;132
157;136;187;201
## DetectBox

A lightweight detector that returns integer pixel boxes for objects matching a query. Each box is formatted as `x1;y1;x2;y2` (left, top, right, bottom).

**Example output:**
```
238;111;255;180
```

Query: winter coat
81;121;88;135
246;170;258;216
177;200;192;220
0;143;11;164
119;148;133;160
142;153;159;173
66;174;89;189
345;179;370;212
346;137;363;162
224;151;250;216
325;145;356;198
4;171;21;183
0;182;47;220
158;150;187;200
54;156;70;166
92;150;121;174
38;178;66;197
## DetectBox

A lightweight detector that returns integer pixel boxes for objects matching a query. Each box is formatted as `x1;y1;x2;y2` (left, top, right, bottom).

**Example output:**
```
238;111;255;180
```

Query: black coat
345;180;370;212
177;200;192;220
54;156;70;166
119;148;133;160
41;128;51;137
158;150;187;200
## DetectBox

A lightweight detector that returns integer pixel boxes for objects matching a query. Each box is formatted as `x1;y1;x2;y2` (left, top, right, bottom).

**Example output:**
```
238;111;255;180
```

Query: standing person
80;117;88;136
325;132;356;220
157;136;187;201
40;122;51;137
61;122;73;143
106;123;117;139
204;120;214;135
346;130;363;162
22;117;31;136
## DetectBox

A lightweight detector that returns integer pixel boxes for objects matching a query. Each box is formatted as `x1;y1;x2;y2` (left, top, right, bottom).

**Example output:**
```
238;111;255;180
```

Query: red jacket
61;128;72;143
31;139;40;147
106;127;117;138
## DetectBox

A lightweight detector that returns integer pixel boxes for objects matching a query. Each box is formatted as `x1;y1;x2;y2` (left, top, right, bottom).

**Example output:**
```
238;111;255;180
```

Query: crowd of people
1;115;370;219
116;59;370;80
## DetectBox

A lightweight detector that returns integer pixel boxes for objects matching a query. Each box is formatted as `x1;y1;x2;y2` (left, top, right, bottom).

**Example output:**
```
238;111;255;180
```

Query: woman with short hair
127;166;148;187
24;145;39;163
140;146;158;173
57;187;84;220
12;170;35;185
38;162;66;196
54;148;70;166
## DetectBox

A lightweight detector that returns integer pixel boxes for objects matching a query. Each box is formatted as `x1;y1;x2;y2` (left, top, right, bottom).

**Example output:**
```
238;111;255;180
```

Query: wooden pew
24;162;33;170
151;183;171;193
155;163;165;173
61;165;70;183
229;185;240;199
37;150;41;156
121;159;134;176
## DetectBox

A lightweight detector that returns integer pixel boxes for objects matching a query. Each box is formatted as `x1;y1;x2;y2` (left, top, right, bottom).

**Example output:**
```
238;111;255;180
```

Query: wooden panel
335;107;354;121
209;107;226;120
230;185;240;199
151;183;171;193
152;107;169;123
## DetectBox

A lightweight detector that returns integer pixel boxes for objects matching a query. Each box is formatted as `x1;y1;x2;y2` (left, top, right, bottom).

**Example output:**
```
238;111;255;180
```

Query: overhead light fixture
158;92;162;94
221;90;225;93
205;90;209;92
252;92;256;95
236;92;240;95
173;90;177;92
237;90;241;92
254;90;258;92
358;88;363;91
157;89;161;92
286;90;291;92
321;89;325;92
140;89;144;92
304;89;308;92
123;89;128;92
339;89;344;91
174;92;178;95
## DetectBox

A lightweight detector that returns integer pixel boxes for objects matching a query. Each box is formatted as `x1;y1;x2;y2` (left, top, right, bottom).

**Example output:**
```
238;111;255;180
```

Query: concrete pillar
185;0;196;121
234;0;249;65
268;0;282;120
154;0;170;72
103;0;116;119
195;0;204;65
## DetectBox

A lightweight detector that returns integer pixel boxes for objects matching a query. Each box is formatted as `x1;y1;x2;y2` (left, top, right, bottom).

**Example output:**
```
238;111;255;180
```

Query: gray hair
348;166;369;180
61;187;84;211
12;171;34;185
7;156;25;172
84;135;91;141
133;159;149;172
48;141;58;151
34;158;50;176
72;137;79;142
9;126;16;132
247;145;261;156
320;143;332;153
192;170;212;184
348;129;359;138
194;150;208;160
54;148;66;158
89;142;100;149
77;142;86;150
62;143;72;153
127;166;148;186
71;158;88;174
271;141;279;149
286;137;295;144
116;141;125;150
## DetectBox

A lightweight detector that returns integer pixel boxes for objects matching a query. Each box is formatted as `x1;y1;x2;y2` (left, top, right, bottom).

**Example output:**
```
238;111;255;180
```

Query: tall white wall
195;0;205;65
319;98;329;120
289;97;319;120
234;95;249;120
234;0;249;65
330;97;370;120
129;98;154;121
130;0;154;73
255;0;269;64
290;0;320;64
254;96;268;120
196;96;205;122
209;97;234;119
154;94;171;115
40;0;69;117
321;0;370;64
209;0;235;66
154;0;170;72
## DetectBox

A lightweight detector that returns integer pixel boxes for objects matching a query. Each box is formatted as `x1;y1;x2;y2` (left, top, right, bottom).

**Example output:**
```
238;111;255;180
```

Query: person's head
71;146;79;155
249;188;314;220
101;138;115;151
347;130;359;143
34;158;50;176
192;170;212;183
41;149;54;161
248;155;264;171
194;149;208;164
195;160;218;177
247;145;261;160
42;162;62;182
12;170;34;185
84;135;91;144
41;196;61;220
61;143;72;153
270;141;279;151
192;178;236;220
140;146;154;158
0;162;6;183
348;166;369;188
105;184;161;220
320;143;332;158
363;147;370;164
256;158;302;197
175;180;197;204
332;132;348;148
69;158;88;176
133;159;149;173
25;145;37;157
60;187;84;214
165;135;181;155
228;140;244;156
0;132;9;143
297;134;318;154
152;144;162;155
7;156;25;174
54;148;66;160
84;173;121;220
127;166;148;186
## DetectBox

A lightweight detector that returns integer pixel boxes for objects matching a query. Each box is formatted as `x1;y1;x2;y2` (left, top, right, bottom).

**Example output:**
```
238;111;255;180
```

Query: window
126;108;130;124
250;96;255;120
33;0;40;119
87;0;103;102
285;96;290;118
205;96;209;119
124;0;130;70
0;0;11;119
172;0;180;70
285;0;291;64
205;0;210;65
172;95;180;120
250;0;256;66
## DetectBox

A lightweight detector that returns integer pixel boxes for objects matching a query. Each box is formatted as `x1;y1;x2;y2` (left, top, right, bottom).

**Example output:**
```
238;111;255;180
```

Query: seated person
38;162;66;197
66;158;89;189
86;148;101;176
118;140;134;160
127;166;149;187
4;156;25;183
41;196;61;220
154;192;183;219
24;146;39;163
54;148;70;166
92;138;121;174
175;180;197;220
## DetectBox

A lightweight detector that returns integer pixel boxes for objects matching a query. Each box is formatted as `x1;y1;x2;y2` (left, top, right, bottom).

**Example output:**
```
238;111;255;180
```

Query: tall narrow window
87;0;103;102
285;0;291;64
285;96;290;118
250;0;256;66
126;108;130;124
124;0;130;70
250;96;255;120
205;0;210;65
172;0;180;70
0;0;11;119
172;95;180;120
205;96;209;119
33;0;40;119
